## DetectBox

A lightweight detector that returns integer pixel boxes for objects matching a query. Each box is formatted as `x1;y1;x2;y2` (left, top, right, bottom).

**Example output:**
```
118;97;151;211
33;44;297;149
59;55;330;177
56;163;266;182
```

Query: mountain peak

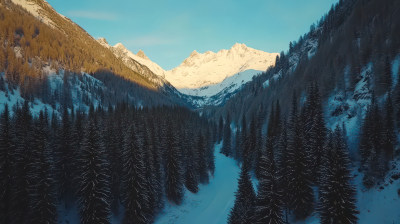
114;43;127;51
97;37;109;47
232;43;247;49
190;50;199;57
137;50;149;60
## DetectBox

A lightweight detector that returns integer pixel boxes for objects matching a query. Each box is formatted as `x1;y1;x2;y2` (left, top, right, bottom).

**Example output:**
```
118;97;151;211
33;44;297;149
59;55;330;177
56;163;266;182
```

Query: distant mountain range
97;37;278;106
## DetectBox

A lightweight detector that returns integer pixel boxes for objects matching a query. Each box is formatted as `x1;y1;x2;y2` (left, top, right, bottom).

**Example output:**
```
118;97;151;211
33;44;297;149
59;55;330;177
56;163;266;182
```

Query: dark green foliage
302;83;326;183
253;139;284;224
165;122;184;205
10;101;32;224
319;128;358;224
28;112;57;224
360;95;392;188
122;124;150;224
286;93;314;220
0;105;14;224
228;164;256;224
78;118;111;224
221;113;232;156
56;107;75;208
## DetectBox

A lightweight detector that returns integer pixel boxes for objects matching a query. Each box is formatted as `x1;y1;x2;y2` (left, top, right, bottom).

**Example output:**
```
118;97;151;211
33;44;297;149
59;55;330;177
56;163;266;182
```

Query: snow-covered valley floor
155;143;239;224
154;142;400;224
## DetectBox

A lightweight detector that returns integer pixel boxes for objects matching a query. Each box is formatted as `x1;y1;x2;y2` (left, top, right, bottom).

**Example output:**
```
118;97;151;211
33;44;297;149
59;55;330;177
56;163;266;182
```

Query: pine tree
276;120;290;223
122;124;150;224
78;117;111;224
240;114;248;164
56;107;75;209
382;93;395;160
253;138;284;224
28;111;57;224
165;122;184;205
235;127;242;162
0;104;14;224
221;113;232;156
185;142;199;193
319;128;358;224
286;93;314;220
10;101;32;224
228;164;256;224
248;115;258;173
218;115;224;142
305;83;326;183
198;132;210;184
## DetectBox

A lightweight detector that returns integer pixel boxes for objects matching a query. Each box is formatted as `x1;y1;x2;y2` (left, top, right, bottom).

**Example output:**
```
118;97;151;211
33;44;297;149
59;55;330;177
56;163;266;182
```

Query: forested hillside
0;0;187;111
0;102;217;223
207;0;400;223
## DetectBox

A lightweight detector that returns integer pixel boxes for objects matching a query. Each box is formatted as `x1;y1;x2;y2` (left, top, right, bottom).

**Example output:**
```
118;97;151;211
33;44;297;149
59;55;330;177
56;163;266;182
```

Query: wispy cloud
67;10;119;21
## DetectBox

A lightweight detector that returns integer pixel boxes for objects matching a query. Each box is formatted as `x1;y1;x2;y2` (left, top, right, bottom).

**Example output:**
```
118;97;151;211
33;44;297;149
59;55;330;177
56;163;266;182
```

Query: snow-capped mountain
166;43;278;89
98;40;278;107
97;38;169;87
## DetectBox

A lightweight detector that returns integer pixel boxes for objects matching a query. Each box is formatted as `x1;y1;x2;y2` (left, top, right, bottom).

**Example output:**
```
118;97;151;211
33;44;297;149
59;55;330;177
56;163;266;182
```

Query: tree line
221;81;397;224
0;102;216;224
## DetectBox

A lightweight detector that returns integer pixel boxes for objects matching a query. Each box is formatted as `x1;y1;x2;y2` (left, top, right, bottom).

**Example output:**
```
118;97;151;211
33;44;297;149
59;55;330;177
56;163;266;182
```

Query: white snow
155;142;239;224
179;69;261;98
10;0;67;29
112;42;167;79
166;43;278;89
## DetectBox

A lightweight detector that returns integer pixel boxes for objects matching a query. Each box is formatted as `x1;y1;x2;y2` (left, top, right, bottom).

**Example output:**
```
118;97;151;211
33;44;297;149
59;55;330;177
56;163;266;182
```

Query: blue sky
47;0;338;70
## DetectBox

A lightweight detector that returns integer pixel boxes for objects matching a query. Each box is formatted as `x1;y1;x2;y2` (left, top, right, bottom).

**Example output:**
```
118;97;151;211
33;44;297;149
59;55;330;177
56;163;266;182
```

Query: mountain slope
165;43;278;89
97;38;168;85
0;0;188;110
98;39;279;107
180;69;263;107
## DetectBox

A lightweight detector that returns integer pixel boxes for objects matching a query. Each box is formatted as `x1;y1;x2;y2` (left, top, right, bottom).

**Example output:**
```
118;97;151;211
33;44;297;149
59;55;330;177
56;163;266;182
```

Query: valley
0;0;400;224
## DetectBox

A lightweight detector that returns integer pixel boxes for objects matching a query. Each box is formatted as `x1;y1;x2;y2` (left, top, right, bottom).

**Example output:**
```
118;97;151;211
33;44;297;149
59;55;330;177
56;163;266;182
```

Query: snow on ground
180;69;262;97
155;142;239;224
356;162;400;224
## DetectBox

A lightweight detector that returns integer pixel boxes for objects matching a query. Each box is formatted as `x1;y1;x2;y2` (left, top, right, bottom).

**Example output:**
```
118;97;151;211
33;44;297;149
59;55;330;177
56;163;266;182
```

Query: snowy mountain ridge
97;38;278;107
165;43;278;89
97;38;170;87
11;0;68;30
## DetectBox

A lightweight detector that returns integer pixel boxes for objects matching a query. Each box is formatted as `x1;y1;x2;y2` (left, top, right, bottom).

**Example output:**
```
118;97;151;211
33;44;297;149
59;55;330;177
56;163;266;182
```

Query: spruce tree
122;124;150;224
221;113;232;156
10;101;32;224
253;139;284;224
218;115;224;142
78;117;111;224
29;111;57;224
165;122;184;205
286;93;314;220
228;164;256;224
240;114;248;164
185;142;199;193
382;93;395;160
0;104;14;224
198;132;210;184
319;128;358;224
56;107;75;209
235;127;242;162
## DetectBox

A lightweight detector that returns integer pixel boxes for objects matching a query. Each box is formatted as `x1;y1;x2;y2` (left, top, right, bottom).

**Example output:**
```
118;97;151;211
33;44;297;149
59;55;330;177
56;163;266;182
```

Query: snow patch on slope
11;0;66;29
